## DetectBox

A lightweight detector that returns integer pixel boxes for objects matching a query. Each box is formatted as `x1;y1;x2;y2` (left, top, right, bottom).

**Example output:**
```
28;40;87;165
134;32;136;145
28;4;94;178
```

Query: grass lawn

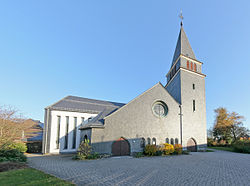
208;146;234;152
0;168;74;186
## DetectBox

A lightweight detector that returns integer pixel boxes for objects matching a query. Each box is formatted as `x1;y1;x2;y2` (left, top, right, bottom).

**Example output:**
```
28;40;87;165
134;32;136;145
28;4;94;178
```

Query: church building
42;23;207;155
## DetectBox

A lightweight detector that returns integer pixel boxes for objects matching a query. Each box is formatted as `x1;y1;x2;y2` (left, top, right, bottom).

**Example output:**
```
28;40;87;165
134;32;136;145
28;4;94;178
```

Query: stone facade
90;83;181;154
42;24;207;155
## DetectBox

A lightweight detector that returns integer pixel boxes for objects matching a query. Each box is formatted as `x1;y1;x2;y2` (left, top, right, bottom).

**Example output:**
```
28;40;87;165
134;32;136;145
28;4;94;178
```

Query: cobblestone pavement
27;150;250;186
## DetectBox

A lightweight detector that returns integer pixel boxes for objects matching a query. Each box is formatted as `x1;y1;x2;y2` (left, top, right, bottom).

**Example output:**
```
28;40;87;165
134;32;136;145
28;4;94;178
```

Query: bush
86;152;100;160
232;140;250;153
155;150;163;156
174;144;183;155
207;138;214;147
144;145;157;156
77;139;92;160
74;139;100;160
0;149;27;162
1;142;27;153
162;143;174;155
133;152;144;158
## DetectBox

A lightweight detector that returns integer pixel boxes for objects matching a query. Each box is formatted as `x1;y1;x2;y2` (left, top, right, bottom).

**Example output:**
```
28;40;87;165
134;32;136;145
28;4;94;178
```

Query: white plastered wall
49;110;97;153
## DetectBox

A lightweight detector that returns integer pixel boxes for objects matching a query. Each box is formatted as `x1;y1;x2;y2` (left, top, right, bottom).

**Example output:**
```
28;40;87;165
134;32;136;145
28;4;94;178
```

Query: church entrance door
112;137;130;156
187;138;197;152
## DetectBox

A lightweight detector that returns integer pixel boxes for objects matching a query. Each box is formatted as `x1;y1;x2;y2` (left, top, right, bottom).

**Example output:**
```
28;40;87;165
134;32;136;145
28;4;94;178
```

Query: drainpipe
179;105;183;146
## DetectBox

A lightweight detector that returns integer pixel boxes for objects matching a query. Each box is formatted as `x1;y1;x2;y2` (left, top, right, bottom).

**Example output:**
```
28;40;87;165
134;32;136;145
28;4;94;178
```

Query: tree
229;112;248;142
212;107;247;144
0;105;41;146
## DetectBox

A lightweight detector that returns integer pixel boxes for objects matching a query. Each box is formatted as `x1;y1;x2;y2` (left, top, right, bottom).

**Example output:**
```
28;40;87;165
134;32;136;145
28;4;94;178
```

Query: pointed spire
171;17;196;67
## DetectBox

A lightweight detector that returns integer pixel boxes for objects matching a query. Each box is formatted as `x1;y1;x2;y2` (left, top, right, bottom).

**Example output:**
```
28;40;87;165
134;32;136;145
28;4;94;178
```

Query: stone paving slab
28;150;250;186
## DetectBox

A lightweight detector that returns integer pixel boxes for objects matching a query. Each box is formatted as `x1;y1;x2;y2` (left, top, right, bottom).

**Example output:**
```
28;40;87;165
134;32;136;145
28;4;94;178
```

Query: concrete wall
180;69;207;149
91;83;181;154
47;110;97;154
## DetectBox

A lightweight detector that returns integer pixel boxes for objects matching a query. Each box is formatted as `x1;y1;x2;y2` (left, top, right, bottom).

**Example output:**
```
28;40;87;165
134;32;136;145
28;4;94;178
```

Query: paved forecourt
28;150;250;186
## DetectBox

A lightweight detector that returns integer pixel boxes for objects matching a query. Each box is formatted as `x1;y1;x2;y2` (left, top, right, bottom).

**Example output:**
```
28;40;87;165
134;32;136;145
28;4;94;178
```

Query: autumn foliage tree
0;105;41;146
212;107;249;144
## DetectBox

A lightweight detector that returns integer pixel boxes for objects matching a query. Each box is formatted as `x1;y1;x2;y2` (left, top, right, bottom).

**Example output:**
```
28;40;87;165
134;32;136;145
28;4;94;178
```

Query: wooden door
187;138;197;152
112;137;130;156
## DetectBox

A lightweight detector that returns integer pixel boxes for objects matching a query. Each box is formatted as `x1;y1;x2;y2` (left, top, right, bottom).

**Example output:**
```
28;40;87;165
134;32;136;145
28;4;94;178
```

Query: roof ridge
66;95;125;105
64;97;124;108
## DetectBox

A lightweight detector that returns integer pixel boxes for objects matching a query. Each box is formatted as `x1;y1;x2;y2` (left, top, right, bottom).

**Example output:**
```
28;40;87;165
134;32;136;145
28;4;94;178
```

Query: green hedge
232;140;250;153
1;142;27;153
0;149;27;162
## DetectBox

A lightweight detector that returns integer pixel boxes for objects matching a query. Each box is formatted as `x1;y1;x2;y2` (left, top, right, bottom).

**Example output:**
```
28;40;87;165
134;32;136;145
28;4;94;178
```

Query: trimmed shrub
162;143;174;155
232;140;250;153
144;145;157;156
174;144;183;154
0;149;27;162
1;142;27;153
155;149;163;156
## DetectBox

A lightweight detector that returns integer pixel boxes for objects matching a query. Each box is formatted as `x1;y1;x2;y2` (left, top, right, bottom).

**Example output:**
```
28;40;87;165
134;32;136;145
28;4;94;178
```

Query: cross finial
179;10;184;26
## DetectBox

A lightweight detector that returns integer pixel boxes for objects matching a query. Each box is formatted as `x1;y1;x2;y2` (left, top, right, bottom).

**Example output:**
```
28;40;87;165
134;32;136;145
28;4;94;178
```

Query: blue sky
0;1;249;129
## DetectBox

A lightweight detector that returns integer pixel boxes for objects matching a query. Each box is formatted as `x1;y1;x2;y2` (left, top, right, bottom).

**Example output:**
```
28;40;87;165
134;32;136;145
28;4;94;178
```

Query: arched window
191;62;193;70
187;61;189;69
170;138;174;145
140;138;146;148
166;138;169;144
175;138;179;144
194;63;197;72
152;138;156;145
147;138;151;145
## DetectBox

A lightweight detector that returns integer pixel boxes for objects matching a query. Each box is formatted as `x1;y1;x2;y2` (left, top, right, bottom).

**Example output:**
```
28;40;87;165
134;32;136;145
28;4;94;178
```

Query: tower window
193;100;196;112
187;61;189;69
193;84;195;90
194;63;197;72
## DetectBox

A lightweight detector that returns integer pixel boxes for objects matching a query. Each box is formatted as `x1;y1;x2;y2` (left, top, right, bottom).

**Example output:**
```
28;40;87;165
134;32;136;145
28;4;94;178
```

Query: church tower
165;22;207;150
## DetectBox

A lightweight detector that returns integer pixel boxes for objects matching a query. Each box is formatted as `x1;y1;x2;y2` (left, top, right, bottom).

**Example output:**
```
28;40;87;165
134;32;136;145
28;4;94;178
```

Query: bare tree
0;105;41;146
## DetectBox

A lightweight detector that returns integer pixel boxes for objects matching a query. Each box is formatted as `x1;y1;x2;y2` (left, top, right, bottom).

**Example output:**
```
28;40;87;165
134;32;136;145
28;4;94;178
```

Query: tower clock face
152;101;168;117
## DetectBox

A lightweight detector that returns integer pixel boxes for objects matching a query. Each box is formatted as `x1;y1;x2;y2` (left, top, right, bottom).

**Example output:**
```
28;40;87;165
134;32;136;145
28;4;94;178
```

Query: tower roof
171;26;196;67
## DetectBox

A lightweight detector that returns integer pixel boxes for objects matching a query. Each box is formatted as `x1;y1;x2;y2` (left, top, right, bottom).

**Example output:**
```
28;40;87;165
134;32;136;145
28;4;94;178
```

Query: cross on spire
179;10;184;26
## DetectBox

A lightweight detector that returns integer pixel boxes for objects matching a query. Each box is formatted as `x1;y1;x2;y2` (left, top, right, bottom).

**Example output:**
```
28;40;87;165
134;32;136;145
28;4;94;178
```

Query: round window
152;101;168;117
